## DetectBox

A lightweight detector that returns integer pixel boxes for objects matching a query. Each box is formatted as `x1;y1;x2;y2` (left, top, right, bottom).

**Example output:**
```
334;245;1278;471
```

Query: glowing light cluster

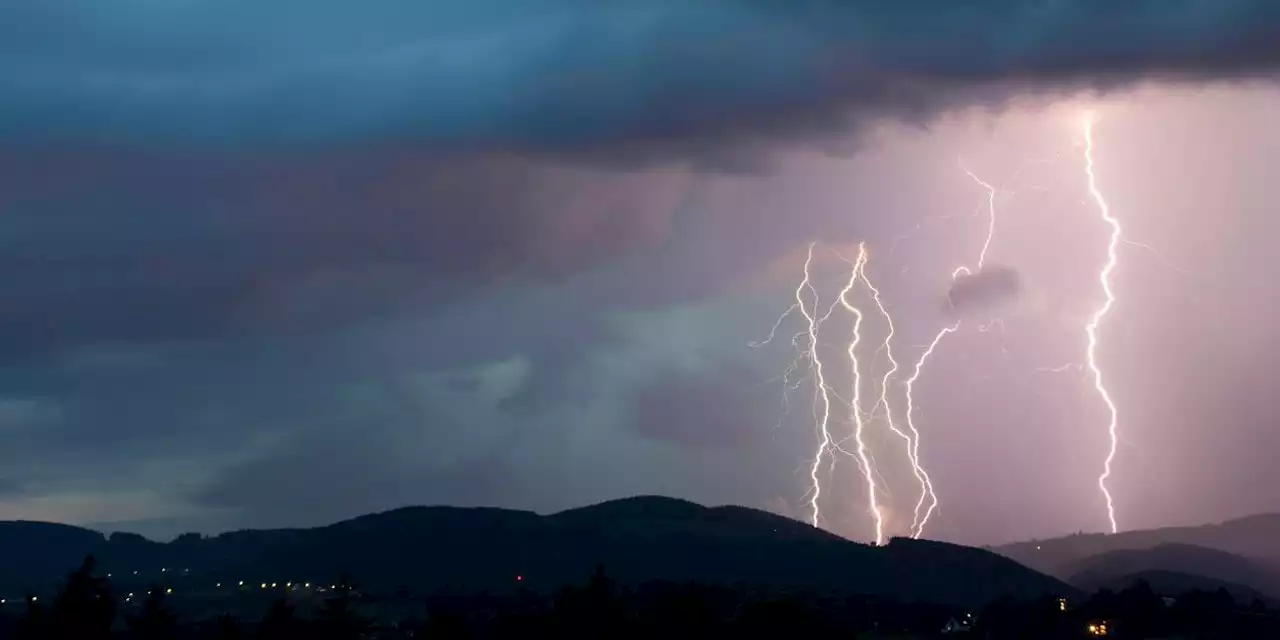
757;114;1128;541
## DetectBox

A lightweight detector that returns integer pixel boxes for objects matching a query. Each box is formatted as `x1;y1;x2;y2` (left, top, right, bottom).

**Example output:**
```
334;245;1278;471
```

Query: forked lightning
755;113;1129;541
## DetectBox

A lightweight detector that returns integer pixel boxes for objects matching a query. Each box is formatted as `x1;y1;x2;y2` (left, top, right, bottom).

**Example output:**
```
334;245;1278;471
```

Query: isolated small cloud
943;265;1021;316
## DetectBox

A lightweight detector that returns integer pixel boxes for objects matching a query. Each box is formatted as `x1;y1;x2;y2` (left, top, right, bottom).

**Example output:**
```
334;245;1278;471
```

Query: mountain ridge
993;513;1280;602
0;495;1068;608
994;512;1280;578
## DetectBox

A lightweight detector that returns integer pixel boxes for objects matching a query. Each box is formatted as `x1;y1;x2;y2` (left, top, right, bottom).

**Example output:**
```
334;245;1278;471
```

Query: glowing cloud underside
1082;114;1123;534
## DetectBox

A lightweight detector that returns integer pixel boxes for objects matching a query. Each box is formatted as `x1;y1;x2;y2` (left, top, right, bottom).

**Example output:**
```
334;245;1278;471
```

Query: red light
516;575;523;582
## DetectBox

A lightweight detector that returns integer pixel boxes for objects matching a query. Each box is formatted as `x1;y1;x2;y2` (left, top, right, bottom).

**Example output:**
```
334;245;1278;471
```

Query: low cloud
627;360;772;449
944;265;1022;316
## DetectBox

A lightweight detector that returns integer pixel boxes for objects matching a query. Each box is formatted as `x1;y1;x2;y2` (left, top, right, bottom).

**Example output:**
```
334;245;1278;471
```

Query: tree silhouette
14;593;50;640
313;577;372;640
731;597;835;636
553;564;627;637
633;582;725;635
15;555;117;639
974;594;1077;639
1170;587;1239;635
257;597;303;640
127;586;180;640
423;609;475;639
207;613;244;640
1109;580;1167;637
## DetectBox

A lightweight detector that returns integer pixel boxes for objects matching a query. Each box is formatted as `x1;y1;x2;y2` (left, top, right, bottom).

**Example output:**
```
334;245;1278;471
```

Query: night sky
2;1;1280;546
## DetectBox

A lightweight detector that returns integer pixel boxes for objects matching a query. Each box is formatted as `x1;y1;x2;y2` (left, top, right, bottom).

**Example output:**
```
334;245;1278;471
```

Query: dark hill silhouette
0;496;1070;608
1066;544;1280;601
547;496;843;541
0;521;108;591
995;513;1280;578
1085;569;1275;604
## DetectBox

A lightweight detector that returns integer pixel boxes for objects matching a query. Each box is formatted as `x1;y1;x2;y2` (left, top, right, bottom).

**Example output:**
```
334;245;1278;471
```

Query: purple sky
1;2;1280;545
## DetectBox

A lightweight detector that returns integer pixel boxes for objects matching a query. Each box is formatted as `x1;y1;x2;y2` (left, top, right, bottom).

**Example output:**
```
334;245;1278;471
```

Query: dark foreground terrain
996;513;1280;603
3;557;1280;638
5;498;1280;636
0;496;1066;608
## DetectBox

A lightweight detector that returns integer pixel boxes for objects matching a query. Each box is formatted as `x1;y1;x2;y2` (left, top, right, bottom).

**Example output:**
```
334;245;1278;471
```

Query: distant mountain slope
0;521;107;587
994;513;1280;578
1067;544;1280;600
0;496;1070;608
1085;569;1275;604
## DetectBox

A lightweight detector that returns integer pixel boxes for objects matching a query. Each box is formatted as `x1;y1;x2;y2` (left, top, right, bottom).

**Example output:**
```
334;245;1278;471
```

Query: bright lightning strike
902;323;952;537
837;243;886;545
902;165;1002;538
759;242;893;543
755;124;1115;543
1082;112;1123;534
963;166;999;273
859;253;934;543
792;243;837;529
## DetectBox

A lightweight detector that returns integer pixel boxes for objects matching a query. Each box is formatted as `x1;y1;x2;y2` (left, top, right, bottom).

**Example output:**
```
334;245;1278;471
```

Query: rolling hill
994;514;1280;601
1067;544;1280;601
1081;569;1275;605
0;496;1070;608
995;513;1280;578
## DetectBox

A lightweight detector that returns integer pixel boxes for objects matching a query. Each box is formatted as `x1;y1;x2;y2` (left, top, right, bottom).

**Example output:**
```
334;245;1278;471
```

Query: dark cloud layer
0;150;690;359
3;3;1280;543
2;2;1280;153
192;421;519;528
4;1;1280;361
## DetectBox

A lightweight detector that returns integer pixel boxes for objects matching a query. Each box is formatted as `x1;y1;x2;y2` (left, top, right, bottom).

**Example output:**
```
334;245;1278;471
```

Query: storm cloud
2;2;1280;153
627;360;772;449
0;149;693;358
4;1;1280;360
3;3;1280;544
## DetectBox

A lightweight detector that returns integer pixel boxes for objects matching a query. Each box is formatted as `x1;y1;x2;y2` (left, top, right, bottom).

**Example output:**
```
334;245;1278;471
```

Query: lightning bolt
755;115;1135;542
758;242;890;542
964;167;999;274
836;243;886;545
1082;112;1122;534
761;164;1003;541
791;243;837;528
902;323;952;537
901;165;1001;538
858;250;934;543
